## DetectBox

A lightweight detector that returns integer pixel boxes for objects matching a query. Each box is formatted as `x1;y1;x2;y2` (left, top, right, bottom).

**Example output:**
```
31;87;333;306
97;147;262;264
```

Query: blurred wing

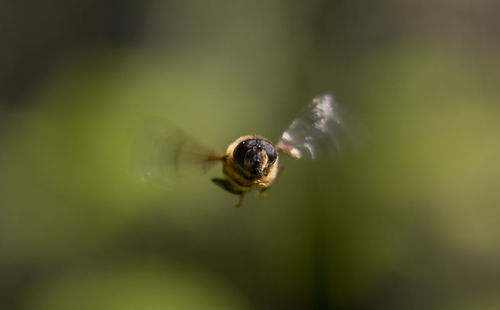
133;118;224;187
276;94;356;159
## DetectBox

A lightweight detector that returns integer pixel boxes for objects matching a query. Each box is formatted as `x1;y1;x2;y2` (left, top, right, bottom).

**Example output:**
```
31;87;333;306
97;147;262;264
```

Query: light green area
25;261;251;310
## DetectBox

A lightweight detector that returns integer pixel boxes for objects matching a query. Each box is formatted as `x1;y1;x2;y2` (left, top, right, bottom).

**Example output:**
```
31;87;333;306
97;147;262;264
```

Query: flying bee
135;94;356;206
211;135;279;205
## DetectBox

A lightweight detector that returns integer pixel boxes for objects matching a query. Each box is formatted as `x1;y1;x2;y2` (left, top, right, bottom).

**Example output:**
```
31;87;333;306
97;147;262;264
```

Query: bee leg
211;178;247;207
257;188;268;199
212;178;243;193
235;193;246;207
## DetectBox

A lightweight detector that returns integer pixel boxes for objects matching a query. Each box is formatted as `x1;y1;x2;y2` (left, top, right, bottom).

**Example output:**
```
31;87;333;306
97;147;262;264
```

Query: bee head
233;138;277;176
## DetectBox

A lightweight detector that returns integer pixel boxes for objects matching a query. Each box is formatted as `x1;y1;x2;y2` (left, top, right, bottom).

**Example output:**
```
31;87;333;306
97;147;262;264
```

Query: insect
136;94;355;206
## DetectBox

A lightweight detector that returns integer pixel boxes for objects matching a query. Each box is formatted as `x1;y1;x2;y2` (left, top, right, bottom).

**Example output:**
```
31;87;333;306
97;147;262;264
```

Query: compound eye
260;140;277;163
233;140;255;167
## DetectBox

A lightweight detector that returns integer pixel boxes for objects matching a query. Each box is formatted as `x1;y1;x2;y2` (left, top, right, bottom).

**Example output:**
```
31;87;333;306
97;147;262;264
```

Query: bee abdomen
223;159;256;189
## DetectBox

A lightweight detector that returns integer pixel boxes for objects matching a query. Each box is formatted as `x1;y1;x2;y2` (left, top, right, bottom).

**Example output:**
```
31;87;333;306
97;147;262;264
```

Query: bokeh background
2;1;500;309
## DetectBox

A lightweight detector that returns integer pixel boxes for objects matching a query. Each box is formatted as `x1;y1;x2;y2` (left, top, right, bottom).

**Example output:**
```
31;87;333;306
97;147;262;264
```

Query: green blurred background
1;1;500;309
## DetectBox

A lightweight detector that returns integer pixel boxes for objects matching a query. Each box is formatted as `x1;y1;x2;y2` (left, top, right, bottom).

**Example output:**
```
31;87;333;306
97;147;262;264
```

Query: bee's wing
276;94;357;159
133;118;224;187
